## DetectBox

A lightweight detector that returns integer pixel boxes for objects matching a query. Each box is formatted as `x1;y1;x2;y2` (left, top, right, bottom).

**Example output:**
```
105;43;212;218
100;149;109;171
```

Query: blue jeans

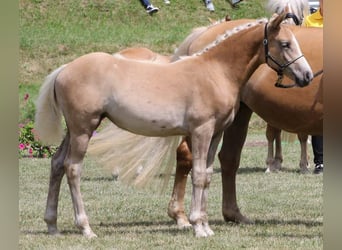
312;135;323;165
140;0;152;8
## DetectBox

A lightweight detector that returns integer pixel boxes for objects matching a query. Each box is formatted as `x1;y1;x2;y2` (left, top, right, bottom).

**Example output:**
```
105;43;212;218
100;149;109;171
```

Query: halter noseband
263;21;304;88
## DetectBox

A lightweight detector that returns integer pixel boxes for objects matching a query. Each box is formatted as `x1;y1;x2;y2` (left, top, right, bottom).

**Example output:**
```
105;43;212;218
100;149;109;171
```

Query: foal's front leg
200;131;223;236
189;123;215;237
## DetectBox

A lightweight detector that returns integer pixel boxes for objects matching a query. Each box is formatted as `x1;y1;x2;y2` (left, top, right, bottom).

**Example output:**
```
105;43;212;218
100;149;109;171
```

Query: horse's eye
280;41;290;48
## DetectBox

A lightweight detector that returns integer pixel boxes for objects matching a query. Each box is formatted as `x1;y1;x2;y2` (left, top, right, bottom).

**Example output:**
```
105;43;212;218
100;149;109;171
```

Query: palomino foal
35;12;312;238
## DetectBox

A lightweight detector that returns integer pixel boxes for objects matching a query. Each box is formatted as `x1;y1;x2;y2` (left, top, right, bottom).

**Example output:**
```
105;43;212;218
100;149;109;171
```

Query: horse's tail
281;131;297;143
34;64;67;145
88;123;182;193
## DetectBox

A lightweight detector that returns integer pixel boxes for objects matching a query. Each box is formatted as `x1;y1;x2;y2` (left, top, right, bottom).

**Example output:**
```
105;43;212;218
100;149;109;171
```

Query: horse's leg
64;129;97;238
265;124;275;172
200;131;223;236
297;133;310;174
274;128;283;170
167;137;192;228
265;125;282;173
189;122;215;237
219;103;253;224
44;134;70;235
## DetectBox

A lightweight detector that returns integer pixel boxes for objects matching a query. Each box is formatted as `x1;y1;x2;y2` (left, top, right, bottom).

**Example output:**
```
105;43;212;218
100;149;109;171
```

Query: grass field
19;0;323;249
19;131;323;249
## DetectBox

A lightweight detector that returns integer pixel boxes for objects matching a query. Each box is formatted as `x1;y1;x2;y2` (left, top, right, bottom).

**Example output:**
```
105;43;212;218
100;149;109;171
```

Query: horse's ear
283;4;290;13
268;6;288;30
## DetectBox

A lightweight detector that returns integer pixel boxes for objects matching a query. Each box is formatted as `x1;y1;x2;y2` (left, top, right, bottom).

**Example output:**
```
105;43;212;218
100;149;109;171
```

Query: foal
35;12;312;238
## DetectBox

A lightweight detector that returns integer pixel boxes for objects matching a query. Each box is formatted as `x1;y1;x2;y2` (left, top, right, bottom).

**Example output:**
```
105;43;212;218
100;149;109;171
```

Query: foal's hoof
193;224;214;237
203;224;215;236
83;229;98;239
177;218;192;229
265;167;279;173
194;228;209;238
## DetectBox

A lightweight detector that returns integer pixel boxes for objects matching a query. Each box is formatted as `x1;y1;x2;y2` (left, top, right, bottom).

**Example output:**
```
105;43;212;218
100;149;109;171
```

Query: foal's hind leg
44;134;69;235
167;137;192;228
64;130;97;238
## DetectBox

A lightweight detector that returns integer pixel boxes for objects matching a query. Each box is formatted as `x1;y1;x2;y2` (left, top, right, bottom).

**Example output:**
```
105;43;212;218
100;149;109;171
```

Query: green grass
19;134;323;249
19;0;269;84
19;0;322;248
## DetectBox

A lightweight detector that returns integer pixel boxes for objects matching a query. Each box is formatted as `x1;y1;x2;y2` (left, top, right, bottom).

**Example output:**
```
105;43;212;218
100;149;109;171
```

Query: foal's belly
105;99;189;137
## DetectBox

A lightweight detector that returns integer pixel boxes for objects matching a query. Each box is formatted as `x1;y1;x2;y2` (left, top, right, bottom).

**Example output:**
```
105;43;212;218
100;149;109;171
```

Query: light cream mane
187;18;268;58
266;0;309;24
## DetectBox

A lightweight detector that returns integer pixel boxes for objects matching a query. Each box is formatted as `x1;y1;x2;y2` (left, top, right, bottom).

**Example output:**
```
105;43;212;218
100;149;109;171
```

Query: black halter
263;22;305;88
285;12;301;25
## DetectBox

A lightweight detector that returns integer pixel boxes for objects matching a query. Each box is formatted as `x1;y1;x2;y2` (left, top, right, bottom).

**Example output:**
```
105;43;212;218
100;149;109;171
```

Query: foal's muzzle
294;70;314;87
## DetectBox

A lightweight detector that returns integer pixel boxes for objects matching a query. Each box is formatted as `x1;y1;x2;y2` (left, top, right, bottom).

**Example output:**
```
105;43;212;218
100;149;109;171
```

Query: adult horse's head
263;10;313;87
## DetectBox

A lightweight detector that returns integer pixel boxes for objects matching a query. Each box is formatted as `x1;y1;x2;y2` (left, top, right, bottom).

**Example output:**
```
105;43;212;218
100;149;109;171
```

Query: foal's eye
280;41;290;49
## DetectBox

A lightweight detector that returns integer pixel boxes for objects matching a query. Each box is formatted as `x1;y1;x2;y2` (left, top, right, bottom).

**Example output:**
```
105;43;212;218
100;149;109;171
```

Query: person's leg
139;0;150;8
229;0;243;8
312;135;323;174
139;0;159;14
204;0;215;11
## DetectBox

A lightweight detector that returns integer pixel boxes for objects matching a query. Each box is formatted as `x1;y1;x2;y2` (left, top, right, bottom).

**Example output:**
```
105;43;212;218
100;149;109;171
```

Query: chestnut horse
172;0;314;175
168;17;322;226
35;13;312;238
263;0;313;173
90;18;322;228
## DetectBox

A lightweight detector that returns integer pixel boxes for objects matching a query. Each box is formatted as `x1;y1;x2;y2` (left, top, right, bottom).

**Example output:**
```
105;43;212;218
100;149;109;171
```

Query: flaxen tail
88;123;182;193
34;65;67;145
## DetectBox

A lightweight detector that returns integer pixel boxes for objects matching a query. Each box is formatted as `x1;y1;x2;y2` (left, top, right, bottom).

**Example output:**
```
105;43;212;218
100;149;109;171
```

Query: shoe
313;164;323;174
206;1;215;11
146;5;159;14
164;0;170;4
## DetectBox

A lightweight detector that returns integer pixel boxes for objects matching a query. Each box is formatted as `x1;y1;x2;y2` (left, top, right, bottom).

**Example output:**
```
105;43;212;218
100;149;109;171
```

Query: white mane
266;0;309;24
193;18;268;57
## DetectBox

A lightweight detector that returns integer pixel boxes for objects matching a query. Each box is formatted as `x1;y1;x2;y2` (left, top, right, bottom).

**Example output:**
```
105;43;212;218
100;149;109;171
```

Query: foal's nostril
305;71;313;84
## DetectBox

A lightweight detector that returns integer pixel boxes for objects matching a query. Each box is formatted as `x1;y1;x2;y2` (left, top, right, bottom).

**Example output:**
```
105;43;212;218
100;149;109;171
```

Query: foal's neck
201;22;266;88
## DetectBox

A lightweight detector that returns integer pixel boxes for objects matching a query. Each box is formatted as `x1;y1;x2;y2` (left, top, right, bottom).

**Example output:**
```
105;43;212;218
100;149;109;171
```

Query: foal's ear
268;5;289;30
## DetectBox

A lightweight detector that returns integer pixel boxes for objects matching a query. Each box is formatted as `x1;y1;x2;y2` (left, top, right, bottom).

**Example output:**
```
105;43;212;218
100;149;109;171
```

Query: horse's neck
202;25;264;87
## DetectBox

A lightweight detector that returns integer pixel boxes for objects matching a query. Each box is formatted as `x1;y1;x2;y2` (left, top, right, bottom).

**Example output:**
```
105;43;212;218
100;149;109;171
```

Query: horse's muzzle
295;70;314;87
